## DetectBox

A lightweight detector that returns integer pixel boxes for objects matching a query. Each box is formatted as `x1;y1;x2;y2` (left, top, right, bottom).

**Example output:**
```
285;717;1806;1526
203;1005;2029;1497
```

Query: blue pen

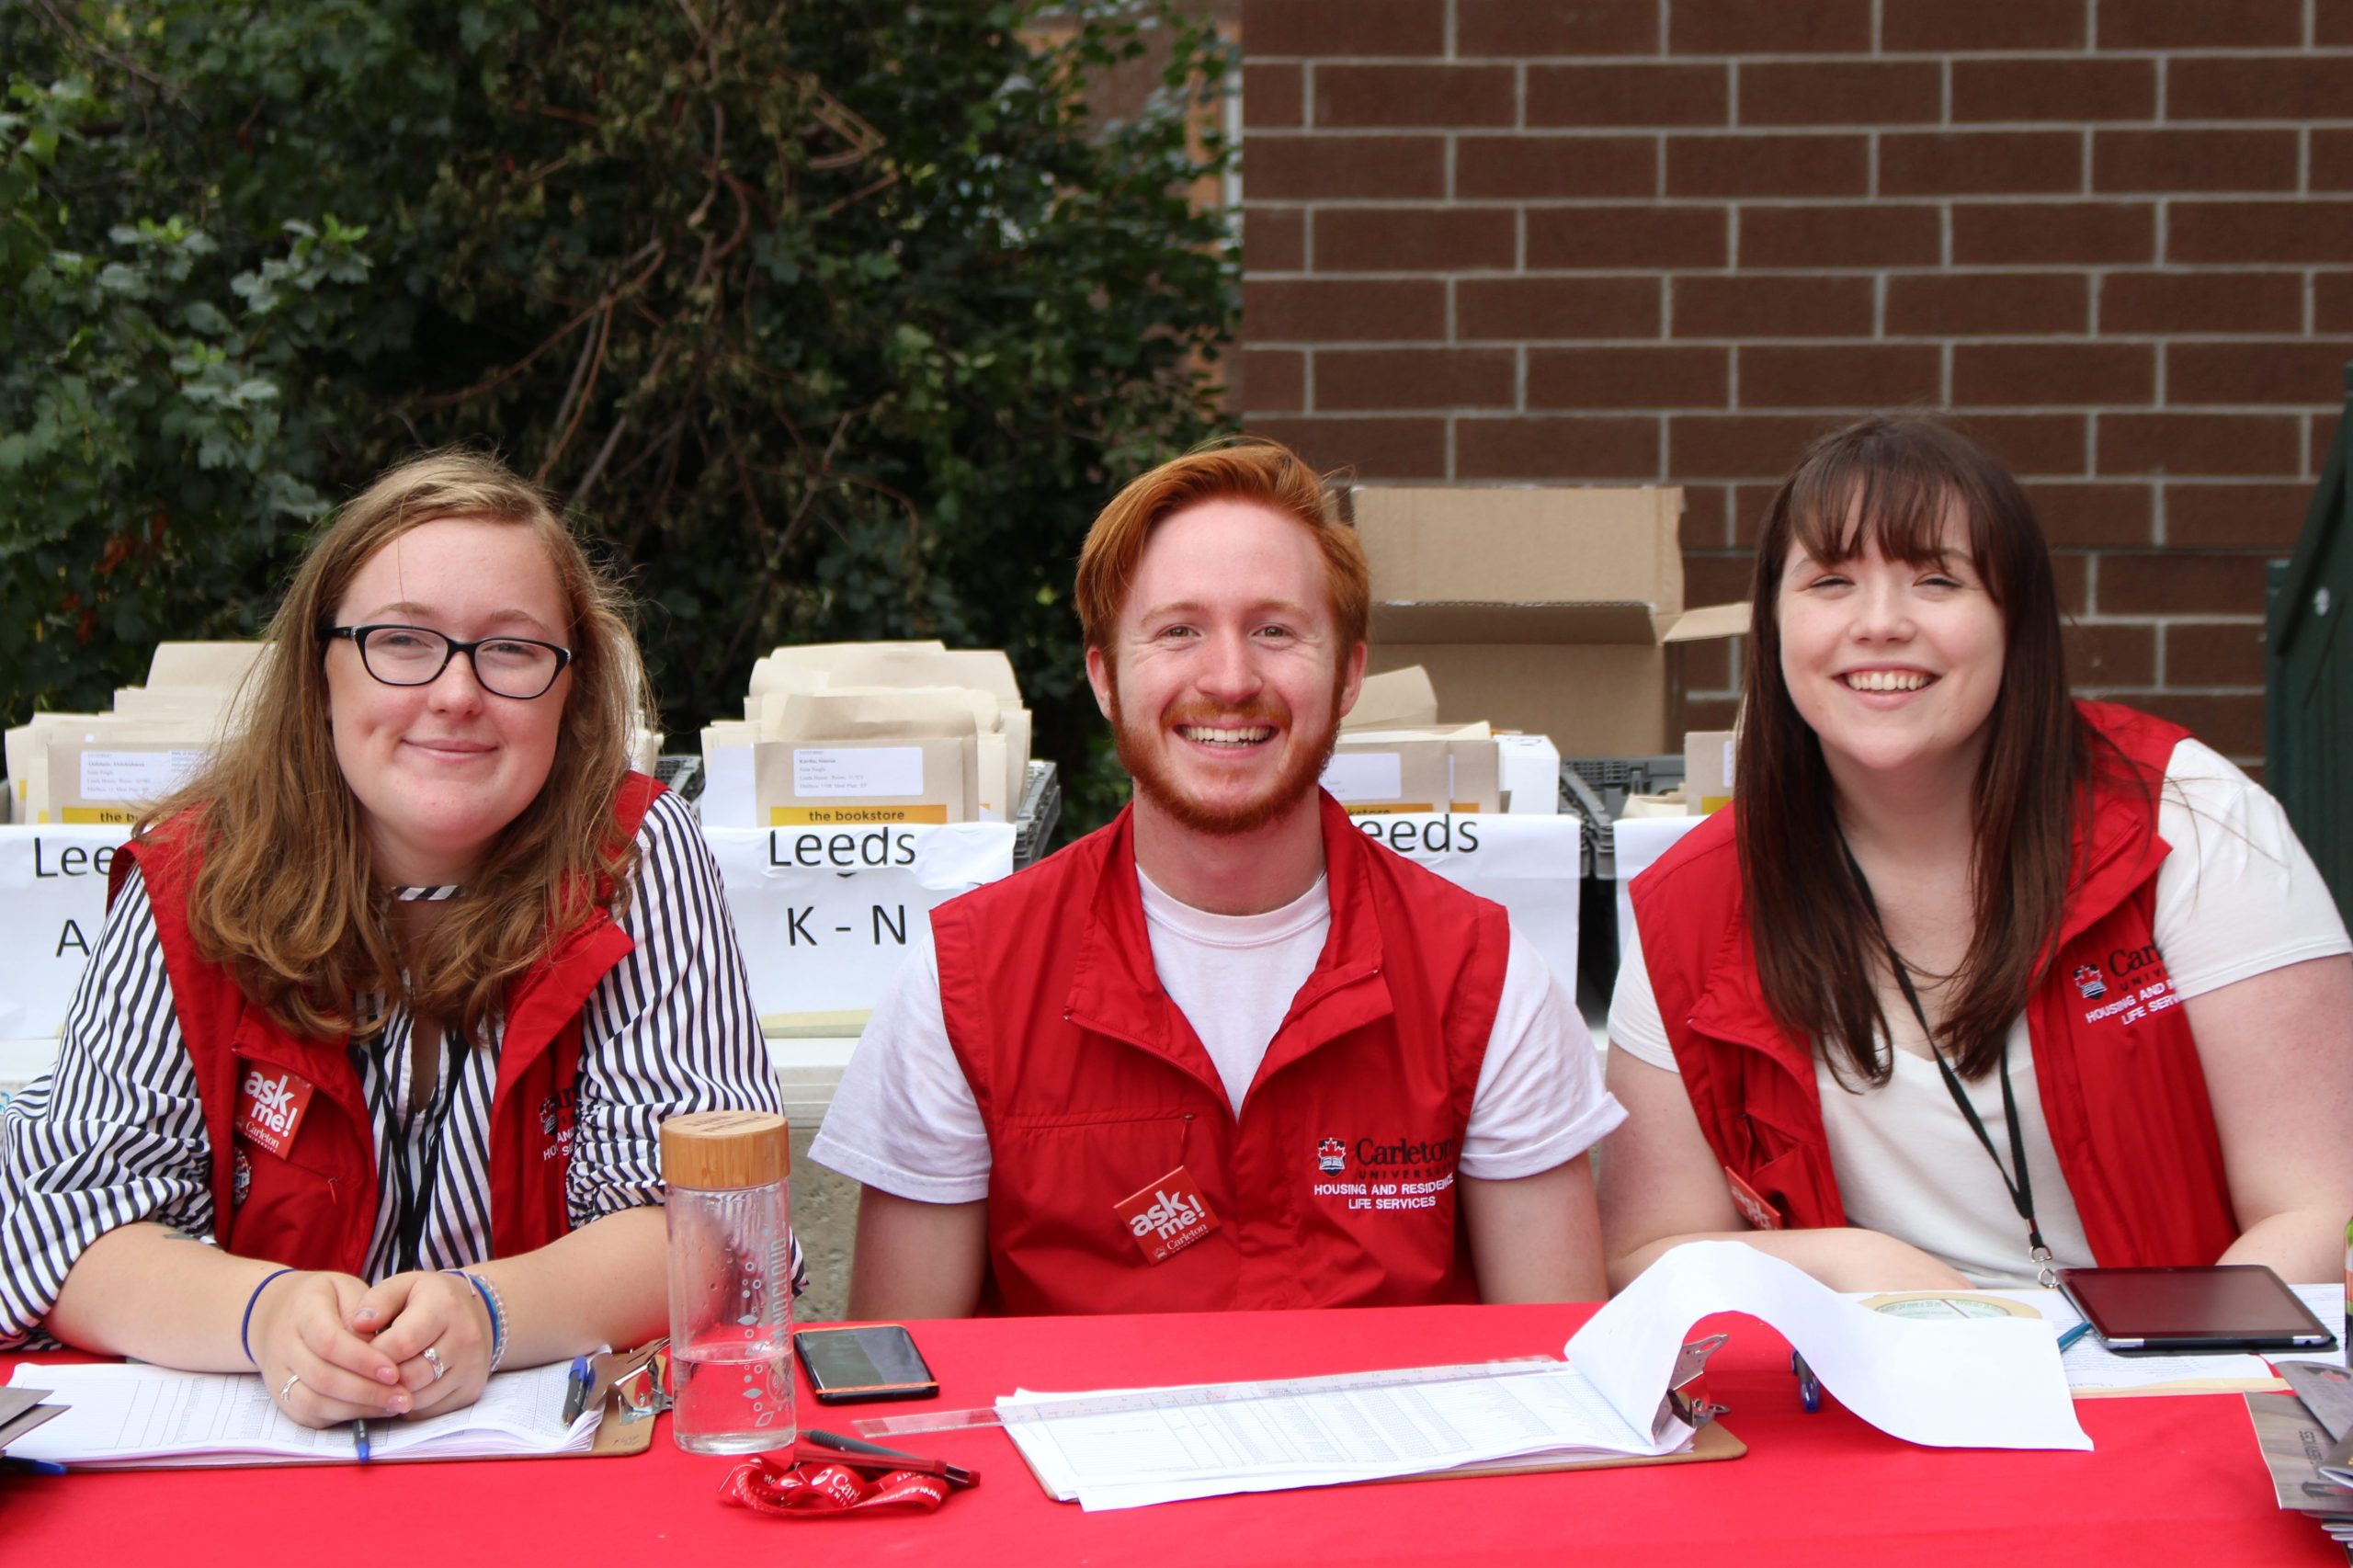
1;1456;67;1477
353;1417;371;1464
2055;1321;2094;1353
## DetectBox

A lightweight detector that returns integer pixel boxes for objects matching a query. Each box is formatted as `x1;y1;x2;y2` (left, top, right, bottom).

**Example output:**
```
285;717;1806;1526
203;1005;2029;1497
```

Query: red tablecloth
0;1304;2332;1565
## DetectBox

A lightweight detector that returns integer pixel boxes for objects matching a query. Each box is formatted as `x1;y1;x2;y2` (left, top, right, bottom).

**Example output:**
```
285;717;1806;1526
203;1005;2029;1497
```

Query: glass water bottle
661;1109;796;1454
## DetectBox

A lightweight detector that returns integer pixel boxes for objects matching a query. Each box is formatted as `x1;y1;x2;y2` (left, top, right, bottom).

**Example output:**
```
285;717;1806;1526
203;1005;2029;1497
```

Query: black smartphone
2055;1264;2340;1357
795;1324;940;1403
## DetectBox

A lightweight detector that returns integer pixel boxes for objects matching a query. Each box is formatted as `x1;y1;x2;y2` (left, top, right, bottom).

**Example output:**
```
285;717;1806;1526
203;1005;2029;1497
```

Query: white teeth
1842;670;1930;693
1179;725;1274;746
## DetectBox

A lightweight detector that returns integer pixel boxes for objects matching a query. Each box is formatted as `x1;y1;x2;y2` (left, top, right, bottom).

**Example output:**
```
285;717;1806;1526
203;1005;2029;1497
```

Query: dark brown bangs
1783;437;2000;603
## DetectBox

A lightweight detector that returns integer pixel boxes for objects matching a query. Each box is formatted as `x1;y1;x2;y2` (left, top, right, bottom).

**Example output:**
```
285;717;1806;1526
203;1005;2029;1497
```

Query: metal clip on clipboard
1657;1333;1730;1439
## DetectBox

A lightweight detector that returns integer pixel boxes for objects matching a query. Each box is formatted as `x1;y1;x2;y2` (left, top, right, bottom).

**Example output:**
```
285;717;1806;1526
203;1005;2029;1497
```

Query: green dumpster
2266;365;2353;927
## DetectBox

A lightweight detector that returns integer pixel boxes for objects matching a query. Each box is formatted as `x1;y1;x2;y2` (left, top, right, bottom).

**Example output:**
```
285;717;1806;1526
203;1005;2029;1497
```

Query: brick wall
1237;0;2353;767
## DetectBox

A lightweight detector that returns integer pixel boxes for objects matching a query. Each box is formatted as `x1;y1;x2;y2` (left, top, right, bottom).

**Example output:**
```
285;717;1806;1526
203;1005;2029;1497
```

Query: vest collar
1063;791;1395;1108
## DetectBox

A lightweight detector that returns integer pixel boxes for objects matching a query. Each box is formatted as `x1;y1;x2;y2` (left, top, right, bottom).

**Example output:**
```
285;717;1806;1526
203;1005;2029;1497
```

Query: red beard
1108;683;1345;837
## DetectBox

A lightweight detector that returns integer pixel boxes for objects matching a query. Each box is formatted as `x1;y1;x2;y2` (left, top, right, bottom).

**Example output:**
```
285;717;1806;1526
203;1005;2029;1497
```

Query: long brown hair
1736;415;2086;1082
142;449;652;1044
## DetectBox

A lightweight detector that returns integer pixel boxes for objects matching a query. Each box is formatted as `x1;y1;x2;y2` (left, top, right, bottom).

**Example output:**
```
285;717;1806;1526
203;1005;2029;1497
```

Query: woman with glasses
1600;416;2353;1293
0;450;794;1426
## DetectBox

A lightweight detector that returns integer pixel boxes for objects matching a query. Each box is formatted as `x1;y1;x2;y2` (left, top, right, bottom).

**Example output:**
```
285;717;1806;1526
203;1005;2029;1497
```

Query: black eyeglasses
321;624;574;700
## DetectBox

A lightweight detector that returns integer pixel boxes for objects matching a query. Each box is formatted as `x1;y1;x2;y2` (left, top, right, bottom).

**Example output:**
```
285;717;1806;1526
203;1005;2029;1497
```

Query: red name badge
1113;1165;1222;1265
233;1062;317;1158
1722;1165;1785;1232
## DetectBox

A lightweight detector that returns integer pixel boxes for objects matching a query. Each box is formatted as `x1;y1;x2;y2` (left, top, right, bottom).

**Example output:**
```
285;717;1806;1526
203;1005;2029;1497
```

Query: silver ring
421;1346;449;1381
278;1372;301;1403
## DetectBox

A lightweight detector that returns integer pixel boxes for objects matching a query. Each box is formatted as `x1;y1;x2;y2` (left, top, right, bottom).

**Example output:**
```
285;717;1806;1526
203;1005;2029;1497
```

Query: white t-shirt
811;869;1626;1203
1608;739;2352;1288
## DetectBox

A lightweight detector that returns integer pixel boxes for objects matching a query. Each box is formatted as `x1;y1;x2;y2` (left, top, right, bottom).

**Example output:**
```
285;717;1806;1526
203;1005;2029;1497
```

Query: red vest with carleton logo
1629;701;2239;1267
108;774;662;1275
932;791;1510;1314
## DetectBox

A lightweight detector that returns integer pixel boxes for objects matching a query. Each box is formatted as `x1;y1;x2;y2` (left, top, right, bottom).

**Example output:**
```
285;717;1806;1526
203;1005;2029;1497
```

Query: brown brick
1666;135;1870;199
2096;0;2302;51
2101;271;2303;335
2094;130;2299;195
2166;482;2315;548
2170;57;2353;120
1731;482;1781;546
2063;621;2156;687
1457;0;1661;57
1526;64;1728;128
1950;203;2154;267
1680;620;1740;685
1526;205;1727;269
2052;551;2090;617
1685;552;1761;607
2314;132;2353;193
2314;411;2340;477
1455;136;1658;200
1881;0;2086;51
1681;485;1733;551
1961;413;2089;475
2324;0;2353;44
1245;207;1305;272
2165;342;2353;408
1671;414;1852;478
1313;348;1518;412
1311;208;1518;273
1459;277;1664;340
1951;59;2156;123
1243;0;1444;57
1885;273;2089;336
1244;136;1447;200
1880;132;2083;198
1951;343;2156;406
2097;413;2302;476
2097;550;2274;615
1529;346;1730;408
1674;275;1876;338
1456;415;1661;480
1738;345;1943;408
2023;482;2155;547
2165;620;2268;687
1250;416;1448;480
1669;0;1870;51
1239;348;1305;413
1313;65;1518;130
1739;203;1941;268
1738;62;1941;127
1245;278;1447;342
2318;273;2353;335
1245;64;1302;130
2132;693;2265;757
2171;203;2353;267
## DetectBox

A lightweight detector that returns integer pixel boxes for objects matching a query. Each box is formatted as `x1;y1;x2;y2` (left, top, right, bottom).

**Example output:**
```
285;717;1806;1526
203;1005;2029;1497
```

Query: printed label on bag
1114;1164;1222;1265
234;1062;317;1158
1723;1165;1785;1232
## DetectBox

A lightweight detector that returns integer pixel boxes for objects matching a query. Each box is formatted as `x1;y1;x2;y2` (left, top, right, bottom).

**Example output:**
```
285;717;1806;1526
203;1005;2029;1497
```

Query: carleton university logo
1317;1138;1347;1175
2074;963;2107;1000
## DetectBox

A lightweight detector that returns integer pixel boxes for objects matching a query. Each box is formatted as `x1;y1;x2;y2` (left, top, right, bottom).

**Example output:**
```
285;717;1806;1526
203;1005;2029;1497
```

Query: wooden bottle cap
660;1109;790;1190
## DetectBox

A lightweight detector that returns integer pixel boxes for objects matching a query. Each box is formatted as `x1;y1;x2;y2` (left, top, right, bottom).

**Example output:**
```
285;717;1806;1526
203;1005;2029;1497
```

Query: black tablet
2054;1265;2340;1356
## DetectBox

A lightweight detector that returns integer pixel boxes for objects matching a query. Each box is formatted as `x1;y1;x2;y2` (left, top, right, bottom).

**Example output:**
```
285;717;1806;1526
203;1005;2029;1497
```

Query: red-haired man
809;439;1623;1315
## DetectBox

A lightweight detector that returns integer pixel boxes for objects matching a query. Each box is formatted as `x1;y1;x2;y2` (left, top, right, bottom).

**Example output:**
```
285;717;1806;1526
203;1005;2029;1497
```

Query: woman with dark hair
0;450;793;1423
1601;415;2353;1290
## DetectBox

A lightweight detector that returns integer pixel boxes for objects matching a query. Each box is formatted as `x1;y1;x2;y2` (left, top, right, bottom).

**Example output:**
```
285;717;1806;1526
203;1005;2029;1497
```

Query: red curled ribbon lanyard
719;1452;950;1518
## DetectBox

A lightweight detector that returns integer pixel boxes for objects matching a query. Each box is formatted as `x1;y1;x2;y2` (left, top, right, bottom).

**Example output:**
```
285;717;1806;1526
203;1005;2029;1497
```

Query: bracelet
443;1269;508;1370
240;1268;295;1366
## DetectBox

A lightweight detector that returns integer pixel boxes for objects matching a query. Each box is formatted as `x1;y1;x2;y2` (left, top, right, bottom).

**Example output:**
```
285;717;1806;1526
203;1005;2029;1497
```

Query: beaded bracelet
239;1267;295;1365
444;1268;508;1370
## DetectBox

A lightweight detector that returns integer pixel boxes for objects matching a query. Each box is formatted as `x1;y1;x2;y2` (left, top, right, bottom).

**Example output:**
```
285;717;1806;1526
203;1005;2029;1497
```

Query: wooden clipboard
1376;1420;1746;1483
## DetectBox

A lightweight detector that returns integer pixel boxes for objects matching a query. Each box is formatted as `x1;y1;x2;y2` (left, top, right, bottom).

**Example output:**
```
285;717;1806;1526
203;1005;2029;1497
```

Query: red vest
932;791;1510;1314
1629;701;2239;1268
110;774;661;1275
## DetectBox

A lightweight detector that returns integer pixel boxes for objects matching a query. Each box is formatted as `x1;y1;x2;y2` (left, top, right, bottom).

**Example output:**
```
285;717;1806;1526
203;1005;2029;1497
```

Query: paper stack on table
1003;1241;2089;1510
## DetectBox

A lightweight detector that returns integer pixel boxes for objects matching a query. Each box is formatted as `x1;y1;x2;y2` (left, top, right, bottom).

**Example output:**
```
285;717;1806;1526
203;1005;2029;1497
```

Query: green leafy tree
2;0;1237;829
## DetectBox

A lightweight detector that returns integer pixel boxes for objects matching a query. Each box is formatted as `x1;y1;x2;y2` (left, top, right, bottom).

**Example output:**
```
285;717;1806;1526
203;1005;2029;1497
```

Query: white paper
1569;1242;2091;1451
0;826;131;1040
792;744;925;799
6;1358;597;1467
1320;751;1404;803
1609;813;1707;959
1353;812;1580;994
77;748;202;803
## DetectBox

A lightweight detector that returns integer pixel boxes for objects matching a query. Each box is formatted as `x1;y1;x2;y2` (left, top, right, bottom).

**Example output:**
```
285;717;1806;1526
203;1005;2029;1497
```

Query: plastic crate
1013;760;1061;869
1559;756;1684;881
654;753;706;803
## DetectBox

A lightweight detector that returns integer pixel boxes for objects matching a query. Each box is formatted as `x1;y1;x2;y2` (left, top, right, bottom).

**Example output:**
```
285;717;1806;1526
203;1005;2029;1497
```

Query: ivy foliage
2;1;1236;827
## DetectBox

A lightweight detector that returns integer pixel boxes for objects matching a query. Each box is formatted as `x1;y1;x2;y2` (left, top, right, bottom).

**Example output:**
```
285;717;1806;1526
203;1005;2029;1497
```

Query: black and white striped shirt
0;788;801;1345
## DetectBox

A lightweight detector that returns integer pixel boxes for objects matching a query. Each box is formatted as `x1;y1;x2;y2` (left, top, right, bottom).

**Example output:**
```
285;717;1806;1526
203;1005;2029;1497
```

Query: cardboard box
1324;731;1501;815
1345;485;1747;758
1684;729;1736;814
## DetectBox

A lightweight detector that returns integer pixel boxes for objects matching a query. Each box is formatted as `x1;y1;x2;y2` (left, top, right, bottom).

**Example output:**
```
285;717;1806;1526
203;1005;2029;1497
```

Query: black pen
806;1427;976;1488
352;1418;371;1464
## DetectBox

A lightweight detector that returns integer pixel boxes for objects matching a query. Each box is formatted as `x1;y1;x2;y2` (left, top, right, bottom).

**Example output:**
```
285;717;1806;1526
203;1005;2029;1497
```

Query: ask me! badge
1114;1165;1222;1265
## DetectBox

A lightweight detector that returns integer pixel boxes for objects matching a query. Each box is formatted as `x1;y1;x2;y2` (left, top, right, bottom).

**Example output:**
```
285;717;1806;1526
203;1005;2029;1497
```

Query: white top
811;868;1626;1203
1609;739;2353;1288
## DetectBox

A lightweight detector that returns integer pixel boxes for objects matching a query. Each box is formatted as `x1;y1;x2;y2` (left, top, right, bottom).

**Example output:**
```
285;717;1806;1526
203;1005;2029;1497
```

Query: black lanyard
372;1023;471;1275
1836;835;2055;1285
